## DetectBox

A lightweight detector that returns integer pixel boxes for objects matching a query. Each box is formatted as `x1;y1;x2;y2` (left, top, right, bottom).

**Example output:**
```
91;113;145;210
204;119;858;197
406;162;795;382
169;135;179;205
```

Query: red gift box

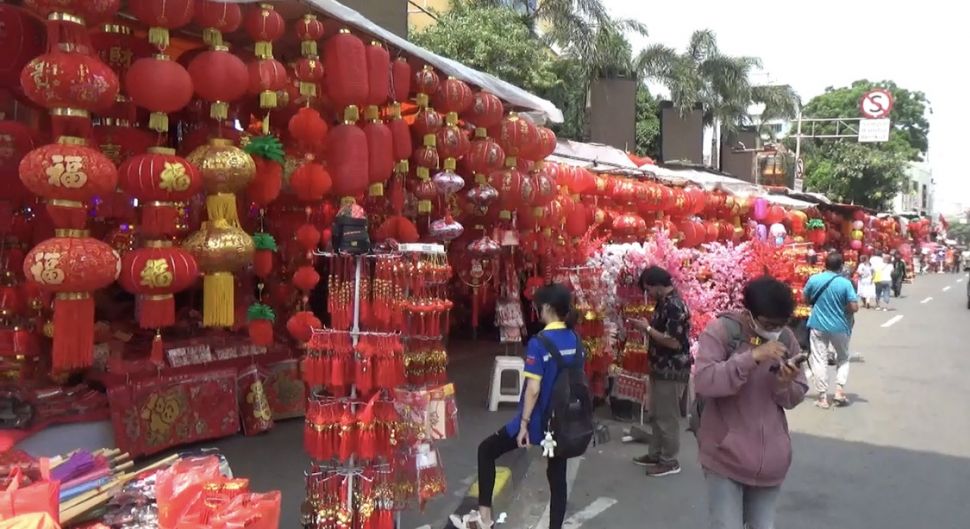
263;360;305;420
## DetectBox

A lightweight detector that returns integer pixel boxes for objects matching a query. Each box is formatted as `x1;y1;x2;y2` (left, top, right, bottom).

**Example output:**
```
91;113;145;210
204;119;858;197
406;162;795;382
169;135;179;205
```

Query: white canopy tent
222;0;564;123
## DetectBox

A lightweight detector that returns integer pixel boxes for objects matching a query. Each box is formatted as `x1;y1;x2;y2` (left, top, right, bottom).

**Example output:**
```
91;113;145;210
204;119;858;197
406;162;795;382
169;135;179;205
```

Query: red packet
263;360;306;420
237;365;274;436
155;456;224;529
0;466;59;523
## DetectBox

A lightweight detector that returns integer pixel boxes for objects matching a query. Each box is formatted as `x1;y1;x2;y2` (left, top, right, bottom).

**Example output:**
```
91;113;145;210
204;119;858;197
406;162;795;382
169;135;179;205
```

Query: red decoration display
119;245;199;329
129;0;194;50
0;5;45;90
324;29;368;111
188;46;249;120
119;147;202;237
126;55;194;133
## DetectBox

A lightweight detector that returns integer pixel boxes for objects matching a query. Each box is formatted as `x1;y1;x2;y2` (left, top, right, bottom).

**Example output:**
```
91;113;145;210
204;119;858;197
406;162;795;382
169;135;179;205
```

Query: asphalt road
542;271;970;529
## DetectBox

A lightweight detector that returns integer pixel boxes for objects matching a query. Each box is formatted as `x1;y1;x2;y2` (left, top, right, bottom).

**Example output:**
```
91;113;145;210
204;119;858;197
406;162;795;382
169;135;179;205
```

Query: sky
602;0;965;215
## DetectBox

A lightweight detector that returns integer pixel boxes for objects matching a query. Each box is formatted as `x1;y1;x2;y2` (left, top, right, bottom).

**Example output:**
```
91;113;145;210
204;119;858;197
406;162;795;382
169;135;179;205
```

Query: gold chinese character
46;155;88;188
29;252;65;285
159;162;191;192
140;259;173;289
108;46;133;68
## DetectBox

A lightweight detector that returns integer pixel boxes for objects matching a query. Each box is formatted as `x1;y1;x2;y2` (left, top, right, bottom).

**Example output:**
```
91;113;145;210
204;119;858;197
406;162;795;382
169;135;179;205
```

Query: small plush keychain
540;431;557;458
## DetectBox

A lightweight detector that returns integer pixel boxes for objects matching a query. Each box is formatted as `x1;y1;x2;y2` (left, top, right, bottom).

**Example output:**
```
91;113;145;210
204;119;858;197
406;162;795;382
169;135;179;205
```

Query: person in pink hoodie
694;276;809;529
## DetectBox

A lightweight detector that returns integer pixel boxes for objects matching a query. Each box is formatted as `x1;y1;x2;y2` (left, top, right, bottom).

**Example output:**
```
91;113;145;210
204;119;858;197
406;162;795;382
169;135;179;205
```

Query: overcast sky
602;0;964;214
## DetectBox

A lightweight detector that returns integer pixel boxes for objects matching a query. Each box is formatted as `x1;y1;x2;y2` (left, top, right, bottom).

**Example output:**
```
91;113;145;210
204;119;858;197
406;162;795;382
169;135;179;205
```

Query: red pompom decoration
293;265;321;293
365;42;390;107
324;29;368;111
290;162;332;202
327;115;369;199
391;58;411;103
287;311;320;343
126;55;194;132
296;224;322;251
376;215;419;243
288;107;328;154
247;157;283;207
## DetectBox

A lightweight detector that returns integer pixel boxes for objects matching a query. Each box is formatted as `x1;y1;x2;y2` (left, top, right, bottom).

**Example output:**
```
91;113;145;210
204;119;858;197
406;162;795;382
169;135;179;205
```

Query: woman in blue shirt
459;283;582;529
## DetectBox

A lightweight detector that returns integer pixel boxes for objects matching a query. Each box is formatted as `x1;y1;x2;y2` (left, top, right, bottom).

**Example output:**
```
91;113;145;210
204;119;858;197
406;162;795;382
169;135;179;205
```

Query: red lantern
89;23;156;93
119;147;202;238
412;107;443;139
247;58;288;110
531;170;556;208
20;137;118;229
24;236;120;370
365;42;390;108
194;0;242;46
244;3;285;57
324;29;368;111
388;105;412;168
564;202;588;238
23;0;119;26
119;245;198;329
414;65;439;98
295;14;326;54
296;224;321;251
489;164;531;213
362;108;394;196
0;5;45;90
412;134;439;170
495;113;538;159
391;58;411;103
290;162;332;203
126;55;194;132
434;77;473;123
128;0;194;50
0;120;40;204
287;310;320;343
466;134;505;179
436;124;470;164
766;205;786;225
612;213;646;240
327;109;369;199
522;126;557;162
188;46;249;120
20;51;119;113
464;91;504;130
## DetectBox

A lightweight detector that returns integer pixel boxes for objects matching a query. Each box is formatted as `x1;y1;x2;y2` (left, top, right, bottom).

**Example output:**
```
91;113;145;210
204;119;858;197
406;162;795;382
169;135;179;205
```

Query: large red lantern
489;164;533;215
20;51;119;114
23;0;119;27
327;108;369;200
247;58;288;109
119;245;198;329
244;3;285;58
19;137;118;229
495;113;538;160
325;29;368;111
414;65;440;99
194;0;242;46
126;55;194;132
464;91;504;131
365;42;390;108
766;205;786;225
612;213;646;241
128;0;194;50
522;126;557;162
391;58;411;103
188;46;249;120
119;147;202;237
434;77;473;122
388;105;412;171
24;236;120;371
0;120;40;204
362;107;394;196
0;6;44;93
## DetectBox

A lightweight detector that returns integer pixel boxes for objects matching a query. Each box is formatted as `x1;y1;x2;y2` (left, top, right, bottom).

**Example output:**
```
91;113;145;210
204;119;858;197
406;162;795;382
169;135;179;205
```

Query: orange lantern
19;137;118;229
324;29;368;111
24;236;120;371
119;244;198;329
119;147;202;238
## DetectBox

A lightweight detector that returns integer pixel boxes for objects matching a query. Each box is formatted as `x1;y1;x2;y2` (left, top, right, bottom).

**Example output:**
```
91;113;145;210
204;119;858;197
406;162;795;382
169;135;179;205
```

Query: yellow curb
468;467;511;499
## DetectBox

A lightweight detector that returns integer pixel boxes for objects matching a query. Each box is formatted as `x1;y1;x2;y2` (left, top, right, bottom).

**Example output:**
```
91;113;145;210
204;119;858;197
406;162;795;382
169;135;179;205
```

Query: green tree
635;86;660;158
797;80;931;209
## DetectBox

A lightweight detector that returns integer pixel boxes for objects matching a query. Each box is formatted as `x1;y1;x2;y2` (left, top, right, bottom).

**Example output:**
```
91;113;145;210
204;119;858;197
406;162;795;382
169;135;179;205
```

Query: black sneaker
632;454;660;466
645;461;682;477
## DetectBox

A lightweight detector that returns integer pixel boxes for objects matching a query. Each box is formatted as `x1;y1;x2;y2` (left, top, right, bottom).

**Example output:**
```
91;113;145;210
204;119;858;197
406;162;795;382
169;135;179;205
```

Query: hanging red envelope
108;368;240;457
262;360;306;420
237;365;274;436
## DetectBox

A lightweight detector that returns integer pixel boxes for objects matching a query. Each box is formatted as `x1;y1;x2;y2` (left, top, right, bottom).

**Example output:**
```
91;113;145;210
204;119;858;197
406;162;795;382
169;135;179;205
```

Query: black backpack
535;331;594;459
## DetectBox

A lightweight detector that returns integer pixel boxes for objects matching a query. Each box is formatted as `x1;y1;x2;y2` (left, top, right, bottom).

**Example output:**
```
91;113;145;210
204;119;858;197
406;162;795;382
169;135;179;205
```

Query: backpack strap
717;316;744;357
535;332;565;370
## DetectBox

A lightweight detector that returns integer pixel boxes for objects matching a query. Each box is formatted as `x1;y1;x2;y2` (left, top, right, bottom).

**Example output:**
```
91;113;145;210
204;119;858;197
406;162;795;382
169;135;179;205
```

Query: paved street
531;272;970;529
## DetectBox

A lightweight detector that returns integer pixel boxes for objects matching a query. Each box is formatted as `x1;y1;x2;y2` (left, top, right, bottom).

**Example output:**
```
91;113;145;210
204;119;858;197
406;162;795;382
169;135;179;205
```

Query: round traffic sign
860;89;894;119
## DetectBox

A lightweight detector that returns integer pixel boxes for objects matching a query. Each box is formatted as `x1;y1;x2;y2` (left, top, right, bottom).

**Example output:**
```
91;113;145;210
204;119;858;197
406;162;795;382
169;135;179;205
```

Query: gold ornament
183;220;255;328
187;139;255;228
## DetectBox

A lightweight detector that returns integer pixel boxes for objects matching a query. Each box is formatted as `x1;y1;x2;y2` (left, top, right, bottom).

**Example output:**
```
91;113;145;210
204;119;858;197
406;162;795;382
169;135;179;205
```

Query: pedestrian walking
804;253;860;408
458;284;582;529
891;251;907;298
694;276;808;529
855;255;875;308
872;253;893;310
629;266;692;477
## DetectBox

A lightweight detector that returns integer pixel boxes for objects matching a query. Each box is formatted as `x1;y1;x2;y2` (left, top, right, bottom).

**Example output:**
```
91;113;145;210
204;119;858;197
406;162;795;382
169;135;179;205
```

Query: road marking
562;497;619;529
468;467;509;499
943;286;952;292
921;297;933;304
958;278;965;283
881;315;904;328
533;458;584;529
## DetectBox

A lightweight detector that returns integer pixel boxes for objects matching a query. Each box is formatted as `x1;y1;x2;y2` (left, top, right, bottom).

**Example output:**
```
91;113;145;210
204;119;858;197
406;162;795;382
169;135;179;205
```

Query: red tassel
12;328;31;356
141;203;181;238
139;295;175;329
51;295;95;371
338;405;356;463
150;331;164;365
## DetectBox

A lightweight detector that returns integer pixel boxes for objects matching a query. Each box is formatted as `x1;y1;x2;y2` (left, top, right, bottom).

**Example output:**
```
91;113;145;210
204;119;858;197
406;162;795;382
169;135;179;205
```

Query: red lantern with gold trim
495;113;538;159
464;91;504;130
19;137;118;229
244;3;285;58
412;106;443;139
414;66;439;98
295;13;325;56
119;147;202;238
325;29;368;111
126;54;194;133
434;77;473;121
128;0;194;51
465;133;505;179
20;51;119;122
119;244;198;329
188;46;249;121
247;58;288;109
522;126;557;162
23;0;119;26
23;235;120;371
612;213;646;241
327;107;369;200
194;0;242;46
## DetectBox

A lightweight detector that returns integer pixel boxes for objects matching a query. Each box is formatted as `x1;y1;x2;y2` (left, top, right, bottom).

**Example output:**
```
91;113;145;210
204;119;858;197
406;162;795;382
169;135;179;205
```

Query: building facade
892;162;934;216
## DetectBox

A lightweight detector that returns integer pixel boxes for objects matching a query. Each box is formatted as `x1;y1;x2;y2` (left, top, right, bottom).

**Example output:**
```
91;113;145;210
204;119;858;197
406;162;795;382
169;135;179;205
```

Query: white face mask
750;314;783;341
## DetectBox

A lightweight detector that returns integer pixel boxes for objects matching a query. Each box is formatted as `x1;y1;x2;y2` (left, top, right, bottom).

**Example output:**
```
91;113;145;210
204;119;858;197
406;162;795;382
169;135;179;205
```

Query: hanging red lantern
466;134;505;179
295;14;325;56
391;58;411;103
293;265;321;293
20;51;119;123
0;5;45;91
23;1;119;36
436;125;470;166
126;55;194;133
412;106;443;139
0;120;40;204
119;147;202;238
325;29;368;111
495;113;538;160
290;162;332;203
188;46;249;121
296;224;321;252
128;0;194;51
20;137;118;229
293;14;325;99
365;41;390;108
243;3;285;57
612;213;646;241
119;245;198;329
412;134;439;171
388;104;412;172
414;65;439;98
327;108;369;200
464;91;504;131
434;77;473;122
564;201;588;238
531;170;557;208
522;126;557;162
247;58;288;110
194;0;242;46
362;107;394;197
766;205;786;225
489;163;531;214
24;236;120;371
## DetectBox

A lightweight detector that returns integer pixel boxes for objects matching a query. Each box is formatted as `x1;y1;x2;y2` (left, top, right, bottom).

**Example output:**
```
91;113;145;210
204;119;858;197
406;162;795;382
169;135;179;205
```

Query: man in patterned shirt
630;266;692;477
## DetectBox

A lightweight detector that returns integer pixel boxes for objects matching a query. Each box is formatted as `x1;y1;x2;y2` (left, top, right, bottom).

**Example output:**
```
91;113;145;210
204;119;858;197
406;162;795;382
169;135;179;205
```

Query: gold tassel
254;41;273;59
203;272;235;328
368;183;384;197
260;90;277;109
202;28;223;47
418;200;432;214
148;27;170;50
206;193;241;227
210;101;228;120
148;112;168;133
299;82;317;97
395;160;409;174
301;41;318;57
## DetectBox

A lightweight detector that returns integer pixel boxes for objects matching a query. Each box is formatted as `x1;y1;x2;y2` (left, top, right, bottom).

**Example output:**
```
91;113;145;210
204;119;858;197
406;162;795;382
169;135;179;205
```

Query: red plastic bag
207;491;281;529
0;466;59;523
155;456;224;529
0;513;60;529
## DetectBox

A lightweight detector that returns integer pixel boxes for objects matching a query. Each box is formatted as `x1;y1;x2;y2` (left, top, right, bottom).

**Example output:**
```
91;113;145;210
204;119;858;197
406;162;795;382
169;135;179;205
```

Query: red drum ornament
194;0;242;46
327;108;369;200
188;46;249;120
128;0;194;50
325;29;368;111
119;245;198;329
118;147;201;238
126;55;194;133
24;236;120;371
19;137;118;229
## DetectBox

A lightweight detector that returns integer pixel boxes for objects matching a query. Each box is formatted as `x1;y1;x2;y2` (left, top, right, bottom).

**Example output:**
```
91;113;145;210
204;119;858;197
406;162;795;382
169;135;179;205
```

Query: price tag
398;243;445;255
415;443;438;469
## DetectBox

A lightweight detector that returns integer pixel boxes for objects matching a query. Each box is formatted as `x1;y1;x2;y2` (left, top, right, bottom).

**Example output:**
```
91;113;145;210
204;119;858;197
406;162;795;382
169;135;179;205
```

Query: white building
892;162;934;216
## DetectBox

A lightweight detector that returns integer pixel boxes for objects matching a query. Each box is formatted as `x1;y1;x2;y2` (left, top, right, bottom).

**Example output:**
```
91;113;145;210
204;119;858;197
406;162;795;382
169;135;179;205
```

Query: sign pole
794;111;803;191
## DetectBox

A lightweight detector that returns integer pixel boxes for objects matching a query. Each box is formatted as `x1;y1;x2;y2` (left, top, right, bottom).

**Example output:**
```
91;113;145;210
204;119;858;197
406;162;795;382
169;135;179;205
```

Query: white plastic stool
487;356;526;411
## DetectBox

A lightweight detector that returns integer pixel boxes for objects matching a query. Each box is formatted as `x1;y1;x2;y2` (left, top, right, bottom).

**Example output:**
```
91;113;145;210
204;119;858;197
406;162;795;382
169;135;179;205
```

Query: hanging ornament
90;23;156;93
247;303;275;346
182;219;255;328
391;57;411;105
430;215;464;243
128;0;194;51
126;54;194;133
365;41;390;109
0;5;45;91
243;3;286;110
327;107;369;201
324;29;368;112
118;147;202;238
362;106;394;197
294;14;325;98
252;232;277;279
188;45;249;122
188;138;256;228
290;161;332;203
119;244;199;329
194;0;242;47
243;123;286;208
288;107;328;155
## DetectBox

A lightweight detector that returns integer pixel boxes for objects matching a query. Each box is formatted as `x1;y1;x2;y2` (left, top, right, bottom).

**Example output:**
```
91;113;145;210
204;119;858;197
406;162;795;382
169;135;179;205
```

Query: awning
224;0;564;123
549;140;640;171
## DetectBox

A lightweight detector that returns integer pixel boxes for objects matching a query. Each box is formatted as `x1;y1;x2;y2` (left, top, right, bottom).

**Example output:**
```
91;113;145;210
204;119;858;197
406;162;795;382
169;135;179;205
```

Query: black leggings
477;428;568;529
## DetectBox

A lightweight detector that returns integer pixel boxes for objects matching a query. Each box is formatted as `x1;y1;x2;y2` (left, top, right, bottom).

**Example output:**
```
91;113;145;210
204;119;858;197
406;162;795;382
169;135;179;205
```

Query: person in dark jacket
891;251;907;297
